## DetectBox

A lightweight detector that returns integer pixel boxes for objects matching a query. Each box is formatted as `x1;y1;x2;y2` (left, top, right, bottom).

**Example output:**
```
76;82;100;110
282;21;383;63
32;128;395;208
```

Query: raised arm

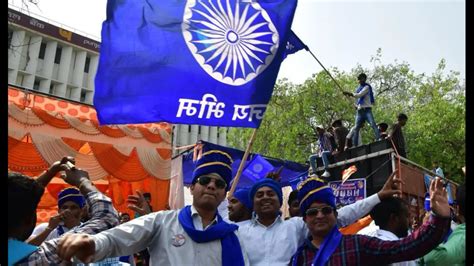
359;177;451;264
337;171;402;227
35;156;75;187
26;165;119;264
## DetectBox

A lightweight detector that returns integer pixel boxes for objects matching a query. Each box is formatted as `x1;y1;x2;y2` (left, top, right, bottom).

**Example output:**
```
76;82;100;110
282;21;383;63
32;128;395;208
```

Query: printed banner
329;178;366;207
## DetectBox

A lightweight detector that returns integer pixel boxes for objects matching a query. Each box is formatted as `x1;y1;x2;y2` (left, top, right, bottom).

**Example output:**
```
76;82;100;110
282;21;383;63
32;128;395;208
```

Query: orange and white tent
8;85;172;223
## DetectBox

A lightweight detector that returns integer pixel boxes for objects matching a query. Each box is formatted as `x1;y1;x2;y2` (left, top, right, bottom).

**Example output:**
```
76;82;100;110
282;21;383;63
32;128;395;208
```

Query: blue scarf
178;206;244;266
291;225;342;266
356;83;374;105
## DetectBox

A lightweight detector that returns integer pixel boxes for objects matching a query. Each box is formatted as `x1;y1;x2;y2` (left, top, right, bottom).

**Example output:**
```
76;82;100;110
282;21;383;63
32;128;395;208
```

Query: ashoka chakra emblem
182;0;279;86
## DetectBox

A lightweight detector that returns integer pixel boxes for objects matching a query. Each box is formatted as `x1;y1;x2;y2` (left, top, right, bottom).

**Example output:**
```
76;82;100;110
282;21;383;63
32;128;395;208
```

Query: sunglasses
305;206;334;217
196;176;227;189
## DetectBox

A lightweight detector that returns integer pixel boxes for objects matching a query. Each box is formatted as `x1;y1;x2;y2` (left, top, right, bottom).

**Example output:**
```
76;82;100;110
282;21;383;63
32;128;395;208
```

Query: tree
227;51;465;183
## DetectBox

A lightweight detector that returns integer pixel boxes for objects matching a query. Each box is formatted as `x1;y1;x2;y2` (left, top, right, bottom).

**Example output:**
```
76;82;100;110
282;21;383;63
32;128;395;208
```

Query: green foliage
227;51;465;183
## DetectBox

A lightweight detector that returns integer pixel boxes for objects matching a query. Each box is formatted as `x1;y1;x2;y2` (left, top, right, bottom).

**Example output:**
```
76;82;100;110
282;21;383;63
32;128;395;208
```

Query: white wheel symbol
182;0;279;86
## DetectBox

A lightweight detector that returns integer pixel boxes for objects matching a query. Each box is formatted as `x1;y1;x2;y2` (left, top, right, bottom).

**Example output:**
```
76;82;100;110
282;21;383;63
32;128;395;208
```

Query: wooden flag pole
228;128;258;198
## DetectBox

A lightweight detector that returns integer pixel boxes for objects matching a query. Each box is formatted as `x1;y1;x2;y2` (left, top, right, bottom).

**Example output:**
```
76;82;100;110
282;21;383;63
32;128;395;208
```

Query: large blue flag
95;0;298;128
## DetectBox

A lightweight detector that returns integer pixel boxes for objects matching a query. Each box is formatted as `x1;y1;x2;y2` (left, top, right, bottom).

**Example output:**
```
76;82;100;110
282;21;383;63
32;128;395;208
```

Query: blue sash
356;83;374;105
311;226;342;266
178;206;244;266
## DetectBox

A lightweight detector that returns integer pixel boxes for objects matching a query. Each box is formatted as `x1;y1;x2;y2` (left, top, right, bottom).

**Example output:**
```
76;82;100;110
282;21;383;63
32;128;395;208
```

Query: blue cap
192;150;233;190
297;177;336;215
58;187;85;208
233;188;252;211
249;178;283;208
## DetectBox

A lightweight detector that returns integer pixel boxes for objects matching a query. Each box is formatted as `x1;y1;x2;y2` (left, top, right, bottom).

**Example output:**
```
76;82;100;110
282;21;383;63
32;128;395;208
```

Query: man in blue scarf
57;149;248;265
343;73;380;146
291;176;451;266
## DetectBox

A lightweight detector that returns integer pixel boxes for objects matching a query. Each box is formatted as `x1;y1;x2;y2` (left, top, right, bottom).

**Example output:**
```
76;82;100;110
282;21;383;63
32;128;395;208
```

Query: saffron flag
341;165;357;183
95;0;298;128
283;30;308;58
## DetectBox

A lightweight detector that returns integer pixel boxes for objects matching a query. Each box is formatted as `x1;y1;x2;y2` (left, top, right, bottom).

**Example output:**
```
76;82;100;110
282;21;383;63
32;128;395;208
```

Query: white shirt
30;222;75;242
93;206;249;265
238;193;381;266
369;229;417;266
357;220;379;236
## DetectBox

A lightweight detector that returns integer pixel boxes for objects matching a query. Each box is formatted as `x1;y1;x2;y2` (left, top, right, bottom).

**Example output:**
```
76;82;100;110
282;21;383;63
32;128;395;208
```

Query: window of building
80;89;87;102
66;87;72;99
49;83;55;95
8;30;13;48
54;46;62;64
33;79;40;91
16;75;24;86
38;42;47;59
84;56;90;73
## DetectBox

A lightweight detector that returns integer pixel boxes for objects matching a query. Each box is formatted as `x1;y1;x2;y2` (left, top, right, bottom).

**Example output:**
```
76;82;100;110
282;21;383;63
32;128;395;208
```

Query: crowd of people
8;145;465;265
7;74;464;265
308;73;409;178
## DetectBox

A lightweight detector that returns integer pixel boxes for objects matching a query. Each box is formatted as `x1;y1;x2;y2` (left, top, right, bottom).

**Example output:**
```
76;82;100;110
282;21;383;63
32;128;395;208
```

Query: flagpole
306;49;346;93
228;128;258;198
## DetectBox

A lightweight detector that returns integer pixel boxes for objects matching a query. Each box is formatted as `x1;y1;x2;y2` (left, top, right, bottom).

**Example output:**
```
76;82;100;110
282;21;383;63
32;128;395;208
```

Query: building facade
8;5;227;150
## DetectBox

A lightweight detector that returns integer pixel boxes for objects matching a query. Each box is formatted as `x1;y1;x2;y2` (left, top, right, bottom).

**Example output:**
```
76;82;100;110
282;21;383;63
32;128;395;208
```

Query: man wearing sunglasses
57;149;249;265
238;171;402;265
290;176;451;265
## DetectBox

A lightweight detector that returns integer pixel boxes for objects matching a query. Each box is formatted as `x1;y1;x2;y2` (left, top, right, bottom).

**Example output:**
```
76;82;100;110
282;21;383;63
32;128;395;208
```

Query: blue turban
424;192;431;211
249;178;283;208
58;187;85;208
192;150;233;190
297;177;336;216
233;188;252;211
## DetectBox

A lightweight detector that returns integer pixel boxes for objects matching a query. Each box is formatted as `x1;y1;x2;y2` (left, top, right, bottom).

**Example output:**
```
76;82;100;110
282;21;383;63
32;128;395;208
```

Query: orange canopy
8;86;172;222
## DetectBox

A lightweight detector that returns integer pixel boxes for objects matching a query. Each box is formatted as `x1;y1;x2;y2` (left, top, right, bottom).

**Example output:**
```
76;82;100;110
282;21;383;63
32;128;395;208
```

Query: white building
8;5;227;150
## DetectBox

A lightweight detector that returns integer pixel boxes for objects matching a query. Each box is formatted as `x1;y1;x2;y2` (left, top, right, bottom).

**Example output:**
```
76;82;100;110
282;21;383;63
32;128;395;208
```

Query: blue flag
95;0;298;128
243;154;275;180
181;141;308;188
283;30;308;59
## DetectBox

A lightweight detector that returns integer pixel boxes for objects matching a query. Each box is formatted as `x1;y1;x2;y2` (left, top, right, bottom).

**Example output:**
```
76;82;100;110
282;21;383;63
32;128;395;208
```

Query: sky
9;0;465;85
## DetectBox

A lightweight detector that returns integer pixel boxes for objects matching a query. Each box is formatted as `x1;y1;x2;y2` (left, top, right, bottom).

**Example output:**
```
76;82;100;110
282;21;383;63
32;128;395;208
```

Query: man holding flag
343;73;381;145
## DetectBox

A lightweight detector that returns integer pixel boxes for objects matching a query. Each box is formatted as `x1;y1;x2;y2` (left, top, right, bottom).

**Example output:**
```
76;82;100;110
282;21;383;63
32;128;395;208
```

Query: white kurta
93;206;249;265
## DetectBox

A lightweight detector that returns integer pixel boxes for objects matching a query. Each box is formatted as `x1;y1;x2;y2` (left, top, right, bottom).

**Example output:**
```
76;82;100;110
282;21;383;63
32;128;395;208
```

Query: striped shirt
291;215;450;266
20;191;119;265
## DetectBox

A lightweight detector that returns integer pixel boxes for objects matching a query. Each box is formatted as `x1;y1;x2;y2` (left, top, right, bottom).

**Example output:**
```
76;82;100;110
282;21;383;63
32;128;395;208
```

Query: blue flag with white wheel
95;0;298;128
